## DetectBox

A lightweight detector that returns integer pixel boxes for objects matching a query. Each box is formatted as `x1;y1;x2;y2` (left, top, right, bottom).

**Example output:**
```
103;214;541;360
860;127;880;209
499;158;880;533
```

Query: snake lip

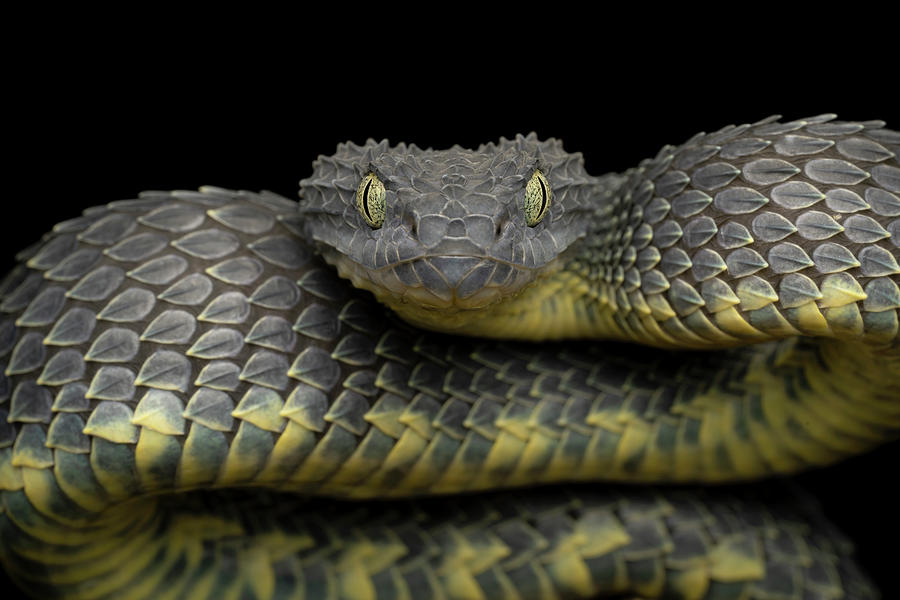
323;249;546;313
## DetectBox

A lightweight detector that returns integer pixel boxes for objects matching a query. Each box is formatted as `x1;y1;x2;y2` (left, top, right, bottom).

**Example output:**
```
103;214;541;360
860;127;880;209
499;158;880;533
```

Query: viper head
298;134;600;331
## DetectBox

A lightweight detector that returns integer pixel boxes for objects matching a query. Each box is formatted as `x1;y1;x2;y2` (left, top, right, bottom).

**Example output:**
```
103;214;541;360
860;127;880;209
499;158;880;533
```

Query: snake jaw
321;246;559;329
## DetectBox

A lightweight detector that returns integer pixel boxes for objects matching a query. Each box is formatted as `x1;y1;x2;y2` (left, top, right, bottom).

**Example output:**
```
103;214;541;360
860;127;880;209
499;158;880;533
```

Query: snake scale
0;114;898;599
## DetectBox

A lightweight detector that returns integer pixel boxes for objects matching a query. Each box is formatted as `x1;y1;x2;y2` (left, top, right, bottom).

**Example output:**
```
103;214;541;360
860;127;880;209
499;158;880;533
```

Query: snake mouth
326;251;545;312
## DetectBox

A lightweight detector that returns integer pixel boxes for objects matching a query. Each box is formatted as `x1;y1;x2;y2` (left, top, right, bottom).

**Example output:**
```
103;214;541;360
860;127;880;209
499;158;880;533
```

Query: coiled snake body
0;115;898;599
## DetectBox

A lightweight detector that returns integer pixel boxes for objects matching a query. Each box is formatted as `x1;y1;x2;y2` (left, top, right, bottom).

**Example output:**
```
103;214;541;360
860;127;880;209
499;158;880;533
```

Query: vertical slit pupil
537;177;547;215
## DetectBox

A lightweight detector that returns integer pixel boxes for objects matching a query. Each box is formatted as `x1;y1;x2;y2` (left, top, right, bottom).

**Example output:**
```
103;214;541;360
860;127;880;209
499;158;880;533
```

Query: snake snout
398;210;529;309
414;213;499;251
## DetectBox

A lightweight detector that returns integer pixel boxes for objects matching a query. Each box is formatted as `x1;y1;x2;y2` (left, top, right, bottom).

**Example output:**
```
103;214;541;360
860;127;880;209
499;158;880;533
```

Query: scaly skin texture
0;115;897;599
300;121;900;348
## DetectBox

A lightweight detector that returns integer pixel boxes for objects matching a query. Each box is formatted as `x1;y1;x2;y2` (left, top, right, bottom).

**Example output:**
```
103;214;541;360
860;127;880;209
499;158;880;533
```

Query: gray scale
652;220;683;248
767;243;815;274
642;197;671;224
104;232;167;263
692;163;741;191
45;248;103;281
51;215;100;235
208;203;277;234
0;266;30;300
141;310;198;344
871;164;900;192
135;350;192;392
126;255;188;285
8;380;52;423
824;188;868;213
806;122;866;136
742;158;800;186
689;249;726;281
804;158;870;186
85;328;140;363
323;389;369;435
67;265;126;301
772;135;834;156
26;234;77;270
843;214;890;244
97;288;156;322
752;119;806;136
249;276;301;310
811;243;861;274
239;350;291;390
184;388;235;431
198;292;251;324
640;270;670;295
77;213;138;245
836;137;895;163
51;383;90;413
85;365;135;401
751;212;797;243
159;273;214;306
206;256;265;285
635;247;660;272
194;361;242;392
796;211;844;240
289;346;341;392
245;315;296;353
17;286;67;327
770;181;824;210
249;236;312;270
7;332;46;375
672;190;712;219
725;248;768;278
681;217;717;248
38;349;86;385
172;229;240;260
865;188;900;217
45;308;97;347
718;137;770;159
778;274;823;308
714;187;768;215
137;204;207;232
652;170;690;197
858;246;900;277
863;278;900;312
46;412;90;453
187;328;245;359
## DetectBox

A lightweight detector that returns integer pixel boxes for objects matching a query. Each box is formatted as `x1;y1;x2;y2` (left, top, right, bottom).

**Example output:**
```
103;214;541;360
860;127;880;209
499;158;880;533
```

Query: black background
6;26;899;598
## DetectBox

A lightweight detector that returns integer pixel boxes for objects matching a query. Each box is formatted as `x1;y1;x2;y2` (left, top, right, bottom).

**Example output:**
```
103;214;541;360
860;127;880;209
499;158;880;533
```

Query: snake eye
524;170;551;227
356;172;386;229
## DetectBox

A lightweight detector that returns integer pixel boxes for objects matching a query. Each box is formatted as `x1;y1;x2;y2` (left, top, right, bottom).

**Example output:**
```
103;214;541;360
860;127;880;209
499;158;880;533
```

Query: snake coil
0;115;898;599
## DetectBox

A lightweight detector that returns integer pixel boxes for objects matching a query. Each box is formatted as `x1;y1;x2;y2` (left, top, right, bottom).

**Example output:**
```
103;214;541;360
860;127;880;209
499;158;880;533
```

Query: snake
0;114;898;600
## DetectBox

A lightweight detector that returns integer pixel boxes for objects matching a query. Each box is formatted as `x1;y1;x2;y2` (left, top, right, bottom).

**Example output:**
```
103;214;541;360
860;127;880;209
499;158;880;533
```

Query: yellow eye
524;170;551;227
356;172;386;229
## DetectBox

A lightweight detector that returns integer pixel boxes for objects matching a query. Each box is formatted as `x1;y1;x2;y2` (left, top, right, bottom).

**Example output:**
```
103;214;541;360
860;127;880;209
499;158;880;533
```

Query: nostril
495;218;505;238
403;213;417;237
